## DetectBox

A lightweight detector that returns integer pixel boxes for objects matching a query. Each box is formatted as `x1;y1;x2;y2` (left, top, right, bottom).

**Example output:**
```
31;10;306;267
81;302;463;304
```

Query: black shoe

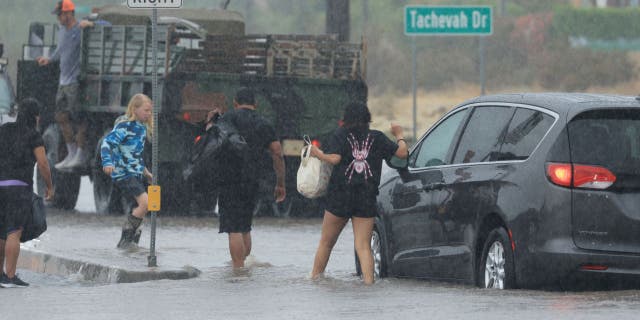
117;228;136;249
0;274;29;288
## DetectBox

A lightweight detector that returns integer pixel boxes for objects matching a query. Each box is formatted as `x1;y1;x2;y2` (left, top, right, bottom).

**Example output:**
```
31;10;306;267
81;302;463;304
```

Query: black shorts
114;175;146;199
324;184;377;219
0;186;32;240
218;182;258;234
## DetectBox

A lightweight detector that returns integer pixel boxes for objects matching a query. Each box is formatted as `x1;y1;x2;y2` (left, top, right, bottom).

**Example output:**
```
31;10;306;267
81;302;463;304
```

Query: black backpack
183;120;249;187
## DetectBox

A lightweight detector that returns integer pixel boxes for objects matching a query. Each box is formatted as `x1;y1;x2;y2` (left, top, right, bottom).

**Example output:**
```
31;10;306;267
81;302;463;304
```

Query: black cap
16;98;42;127
234;87;256;106
19;98;42;117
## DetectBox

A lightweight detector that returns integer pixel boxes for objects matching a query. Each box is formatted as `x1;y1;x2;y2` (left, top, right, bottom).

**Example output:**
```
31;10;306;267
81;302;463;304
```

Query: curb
18;249;201;284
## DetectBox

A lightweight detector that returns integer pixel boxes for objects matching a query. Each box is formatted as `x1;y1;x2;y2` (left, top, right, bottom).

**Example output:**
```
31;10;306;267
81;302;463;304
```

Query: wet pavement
3;179;640;319
17;209;352;283
3;210;640;319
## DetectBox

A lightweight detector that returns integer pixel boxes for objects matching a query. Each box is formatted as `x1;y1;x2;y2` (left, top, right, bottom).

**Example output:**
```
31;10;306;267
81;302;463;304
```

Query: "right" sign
405;6;492;36
127;0;183;9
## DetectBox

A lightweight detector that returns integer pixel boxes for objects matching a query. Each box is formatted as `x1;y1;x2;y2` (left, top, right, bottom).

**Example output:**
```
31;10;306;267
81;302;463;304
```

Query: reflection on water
15;211;640;320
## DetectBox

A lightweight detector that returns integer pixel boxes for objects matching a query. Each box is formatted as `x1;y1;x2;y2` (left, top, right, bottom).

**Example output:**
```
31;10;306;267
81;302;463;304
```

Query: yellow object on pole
148;185;161;212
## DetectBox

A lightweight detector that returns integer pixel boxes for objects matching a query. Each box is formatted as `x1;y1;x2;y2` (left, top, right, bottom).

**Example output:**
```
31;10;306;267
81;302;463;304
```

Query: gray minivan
367;93;640;289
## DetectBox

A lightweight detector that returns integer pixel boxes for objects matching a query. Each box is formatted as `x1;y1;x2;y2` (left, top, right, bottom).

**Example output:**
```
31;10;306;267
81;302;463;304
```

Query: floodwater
6;178;640;319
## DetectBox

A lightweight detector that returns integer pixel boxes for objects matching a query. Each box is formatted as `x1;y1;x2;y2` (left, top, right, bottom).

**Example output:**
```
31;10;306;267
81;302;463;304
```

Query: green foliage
536;45;635;91
508;0;571;16
0;0;635;95
553;7;640;39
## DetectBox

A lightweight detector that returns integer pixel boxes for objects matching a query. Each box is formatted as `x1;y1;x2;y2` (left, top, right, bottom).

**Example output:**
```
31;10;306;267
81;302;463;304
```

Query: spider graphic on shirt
345;133;373;183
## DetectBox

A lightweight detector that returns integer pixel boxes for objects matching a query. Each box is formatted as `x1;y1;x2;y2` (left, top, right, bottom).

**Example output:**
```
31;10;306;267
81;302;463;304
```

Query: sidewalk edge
18;249;201;283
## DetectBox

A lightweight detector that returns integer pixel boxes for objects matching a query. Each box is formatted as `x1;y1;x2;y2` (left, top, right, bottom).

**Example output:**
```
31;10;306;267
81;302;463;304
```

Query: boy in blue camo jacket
101;94;154;248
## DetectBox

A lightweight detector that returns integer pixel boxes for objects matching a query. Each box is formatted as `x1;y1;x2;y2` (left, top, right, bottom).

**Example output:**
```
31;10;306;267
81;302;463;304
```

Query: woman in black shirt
0;98;53;287
309;102;408;284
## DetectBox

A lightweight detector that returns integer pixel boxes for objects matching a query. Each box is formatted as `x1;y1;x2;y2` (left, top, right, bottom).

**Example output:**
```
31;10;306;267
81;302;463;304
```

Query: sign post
127;0;183;268
404;6;492;139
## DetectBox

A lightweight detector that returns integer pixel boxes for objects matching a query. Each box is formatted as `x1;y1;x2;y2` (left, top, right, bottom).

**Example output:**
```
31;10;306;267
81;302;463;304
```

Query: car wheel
92;166;133;215
478;228;516;289
355;226;386;279
37;124;80;210
93;132;133;215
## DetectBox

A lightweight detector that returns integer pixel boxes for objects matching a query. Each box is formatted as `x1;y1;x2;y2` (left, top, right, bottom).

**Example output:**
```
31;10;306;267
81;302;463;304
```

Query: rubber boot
117;228;136;249
117;215;143;248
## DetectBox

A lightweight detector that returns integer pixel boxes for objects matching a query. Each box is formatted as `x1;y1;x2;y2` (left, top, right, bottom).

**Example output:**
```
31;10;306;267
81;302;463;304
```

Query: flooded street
2;179;639;319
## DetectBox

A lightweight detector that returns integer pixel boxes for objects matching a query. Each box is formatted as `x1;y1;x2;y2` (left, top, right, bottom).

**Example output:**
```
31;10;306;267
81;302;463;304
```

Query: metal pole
479;37;486;96
412;36;417;141
148;7;158;268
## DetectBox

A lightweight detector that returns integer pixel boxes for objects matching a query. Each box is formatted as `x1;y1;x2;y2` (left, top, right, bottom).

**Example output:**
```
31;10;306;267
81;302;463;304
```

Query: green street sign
405;6;492;36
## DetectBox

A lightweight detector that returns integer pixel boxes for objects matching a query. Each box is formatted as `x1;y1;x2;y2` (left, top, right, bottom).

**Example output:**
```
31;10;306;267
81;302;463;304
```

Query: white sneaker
54;154;74;170
64;148;88;168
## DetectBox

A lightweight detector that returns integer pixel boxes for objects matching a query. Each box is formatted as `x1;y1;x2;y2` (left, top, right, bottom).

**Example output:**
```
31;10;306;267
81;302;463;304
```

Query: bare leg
352;217;375;285
0;239;5;274
55;111;74;145
75;119;88;149
242;232;252;258
311;211;348;279
131;192;149;219
229;233;246;268
4;230;22;278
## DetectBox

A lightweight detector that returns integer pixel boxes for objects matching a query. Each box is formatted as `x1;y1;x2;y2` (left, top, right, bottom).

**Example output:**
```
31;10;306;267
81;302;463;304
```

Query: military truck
17;5;367;217
0;42;16;123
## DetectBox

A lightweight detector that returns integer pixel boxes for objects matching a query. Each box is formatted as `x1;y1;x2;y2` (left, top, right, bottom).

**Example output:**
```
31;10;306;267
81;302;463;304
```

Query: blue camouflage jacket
100;120;147;181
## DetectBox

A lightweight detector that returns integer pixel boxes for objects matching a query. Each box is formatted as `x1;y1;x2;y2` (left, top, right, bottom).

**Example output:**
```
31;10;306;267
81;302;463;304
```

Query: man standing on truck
216;88;286;268
36;0;94;170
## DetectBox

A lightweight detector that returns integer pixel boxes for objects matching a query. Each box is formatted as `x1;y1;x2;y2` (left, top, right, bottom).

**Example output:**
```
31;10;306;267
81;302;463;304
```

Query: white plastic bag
296;141;333;199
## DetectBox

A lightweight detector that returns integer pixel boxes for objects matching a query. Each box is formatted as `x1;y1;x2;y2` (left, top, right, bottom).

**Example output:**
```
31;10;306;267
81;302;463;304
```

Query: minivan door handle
423;182;445;191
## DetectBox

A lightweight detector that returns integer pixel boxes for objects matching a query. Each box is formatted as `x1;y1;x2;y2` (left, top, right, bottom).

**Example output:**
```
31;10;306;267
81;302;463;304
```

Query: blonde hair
126;93;153;138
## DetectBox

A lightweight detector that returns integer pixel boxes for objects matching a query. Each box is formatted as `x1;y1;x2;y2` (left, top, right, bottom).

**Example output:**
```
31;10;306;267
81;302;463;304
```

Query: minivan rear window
569;109;640;188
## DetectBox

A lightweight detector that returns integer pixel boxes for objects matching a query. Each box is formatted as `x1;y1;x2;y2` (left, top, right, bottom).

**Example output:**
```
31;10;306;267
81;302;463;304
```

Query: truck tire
272;191;325;217
37;124;80;210
297;198;324;218
252;177;274;217
93;133;133;215
92;167;134;215
271;194;297;217
158;162;191;215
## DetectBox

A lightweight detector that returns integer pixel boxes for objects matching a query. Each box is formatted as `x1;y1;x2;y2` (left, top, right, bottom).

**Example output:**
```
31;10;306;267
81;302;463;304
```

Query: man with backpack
216;88;286;268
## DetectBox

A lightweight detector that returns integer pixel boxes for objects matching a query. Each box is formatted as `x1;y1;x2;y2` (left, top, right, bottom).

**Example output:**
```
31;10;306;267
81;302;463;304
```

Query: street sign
405;6;492;36
127;0;183;9
128;0;185;267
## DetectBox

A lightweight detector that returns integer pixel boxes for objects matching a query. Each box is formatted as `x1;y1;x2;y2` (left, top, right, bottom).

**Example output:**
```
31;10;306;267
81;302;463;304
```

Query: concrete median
18;247;201;283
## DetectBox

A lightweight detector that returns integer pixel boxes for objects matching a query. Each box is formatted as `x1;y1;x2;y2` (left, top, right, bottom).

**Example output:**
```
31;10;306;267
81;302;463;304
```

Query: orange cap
52;0;75;15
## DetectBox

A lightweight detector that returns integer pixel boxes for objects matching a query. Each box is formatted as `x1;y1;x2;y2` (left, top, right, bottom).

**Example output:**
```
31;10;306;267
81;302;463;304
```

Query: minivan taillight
547;163;572;187
546;163;616;189
573;164;616;189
